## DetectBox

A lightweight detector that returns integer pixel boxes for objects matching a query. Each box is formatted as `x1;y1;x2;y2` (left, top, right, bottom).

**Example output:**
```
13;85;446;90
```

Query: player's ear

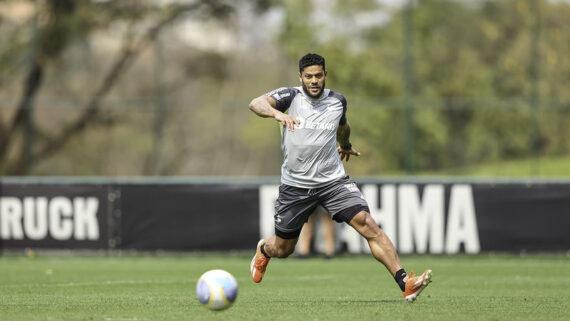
298;72;302;83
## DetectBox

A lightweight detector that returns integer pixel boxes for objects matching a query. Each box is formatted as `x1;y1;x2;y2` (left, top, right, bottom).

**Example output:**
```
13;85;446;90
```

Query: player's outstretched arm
337;121;361;162
249;95;299;131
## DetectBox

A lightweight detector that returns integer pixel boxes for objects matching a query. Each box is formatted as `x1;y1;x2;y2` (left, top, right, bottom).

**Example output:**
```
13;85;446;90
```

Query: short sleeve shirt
266;86;348;189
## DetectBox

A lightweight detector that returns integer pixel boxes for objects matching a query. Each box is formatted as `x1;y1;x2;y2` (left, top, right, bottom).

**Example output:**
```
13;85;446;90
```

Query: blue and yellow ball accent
196;269;238;310
196;279;211;305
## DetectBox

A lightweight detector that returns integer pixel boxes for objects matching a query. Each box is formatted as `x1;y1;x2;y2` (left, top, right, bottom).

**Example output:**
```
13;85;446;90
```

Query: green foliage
0;0;236;176
1;0;569;176
274;0;570;176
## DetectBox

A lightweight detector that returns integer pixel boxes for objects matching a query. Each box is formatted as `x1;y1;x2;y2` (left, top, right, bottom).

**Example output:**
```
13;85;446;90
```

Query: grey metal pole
153;34;165;176
529;0;541;177
25;1;39;175
403;0;415;175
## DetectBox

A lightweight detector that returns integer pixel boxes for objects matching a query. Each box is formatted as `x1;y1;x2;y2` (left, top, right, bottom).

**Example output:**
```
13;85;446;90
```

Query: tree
0;0;232;175
271;0;570;174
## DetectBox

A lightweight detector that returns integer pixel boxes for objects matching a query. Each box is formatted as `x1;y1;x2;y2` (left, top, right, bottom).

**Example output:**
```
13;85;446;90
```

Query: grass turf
0;252;568;321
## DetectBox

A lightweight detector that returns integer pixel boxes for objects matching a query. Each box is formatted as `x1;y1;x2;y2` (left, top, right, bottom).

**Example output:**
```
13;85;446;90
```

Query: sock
260;244;271;258
394;269;407;292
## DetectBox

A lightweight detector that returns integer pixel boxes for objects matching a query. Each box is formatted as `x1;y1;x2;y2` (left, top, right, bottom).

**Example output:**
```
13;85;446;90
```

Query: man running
248;53;432;302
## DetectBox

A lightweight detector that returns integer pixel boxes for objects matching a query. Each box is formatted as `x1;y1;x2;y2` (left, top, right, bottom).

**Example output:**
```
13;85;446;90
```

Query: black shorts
274;176;369;239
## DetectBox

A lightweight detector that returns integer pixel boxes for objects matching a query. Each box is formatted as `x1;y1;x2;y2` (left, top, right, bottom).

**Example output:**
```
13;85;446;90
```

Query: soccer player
248;53;432;302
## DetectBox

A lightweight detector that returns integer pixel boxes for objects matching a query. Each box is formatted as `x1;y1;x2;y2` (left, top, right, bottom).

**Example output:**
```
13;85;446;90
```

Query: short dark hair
299;53;325;73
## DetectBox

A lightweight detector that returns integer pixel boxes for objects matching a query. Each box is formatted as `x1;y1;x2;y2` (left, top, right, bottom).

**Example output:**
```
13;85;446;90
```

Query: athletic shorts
274;175;370;239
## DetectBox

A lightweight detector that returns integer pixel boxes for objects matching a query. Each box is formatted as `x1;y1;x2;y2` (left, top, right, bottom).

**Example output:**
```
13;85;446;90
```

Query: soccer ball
196;269;238;311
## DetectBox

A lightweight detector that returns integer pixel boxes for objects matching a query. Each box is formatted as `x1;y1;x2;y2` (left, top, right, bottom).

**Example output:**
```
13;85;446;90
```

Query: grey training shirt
266;86;348;189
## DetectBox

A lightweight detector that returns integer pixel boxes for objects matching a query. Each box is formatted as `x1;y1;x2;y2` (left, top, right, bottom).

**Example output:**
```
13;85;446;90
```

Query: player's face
299;65;327;98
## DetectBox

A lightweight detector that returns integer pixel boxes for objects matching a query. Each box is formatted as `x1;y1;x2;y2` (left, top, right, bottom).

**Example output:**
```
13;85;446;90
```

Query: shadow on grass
270;299;401;304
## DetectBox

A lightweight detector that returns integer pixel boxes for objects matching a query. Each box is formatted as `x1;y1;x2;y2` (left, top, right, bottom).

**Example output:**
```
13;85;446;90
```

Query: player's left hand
337;146;361;162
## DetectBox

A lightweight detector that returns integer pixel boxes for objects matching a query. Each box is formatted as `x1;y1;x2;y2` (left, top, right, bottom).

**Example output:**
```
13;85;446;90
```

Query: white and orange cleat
250;239;271;283
403;269;432;302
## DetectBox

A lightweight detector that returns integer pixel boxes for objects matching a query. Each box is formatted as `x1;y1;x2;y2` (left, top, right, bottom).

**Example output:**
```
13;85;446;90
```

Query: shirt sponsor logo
294;117;335;131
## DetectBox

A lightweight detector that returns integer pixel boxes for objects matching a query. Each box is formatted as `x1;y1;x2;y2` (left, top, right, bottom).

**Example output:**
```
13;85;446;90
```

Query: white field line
0;279;184;289
1;274;339;289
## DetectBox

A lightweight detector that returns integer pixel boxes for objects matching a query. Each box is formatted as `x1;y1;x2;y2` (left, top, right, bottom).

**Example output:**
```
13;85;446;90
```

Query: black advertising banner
1;179;569;253
118;184;260;250
0;183;110;249
281;182;569;254
472;183;570;252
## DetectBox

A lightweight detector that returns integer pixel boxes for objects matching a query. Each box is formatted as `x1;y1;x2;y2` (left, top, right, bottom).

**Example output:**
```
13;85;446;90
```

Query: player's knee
353;211;373;227
352;211;382;239
363;213;379;229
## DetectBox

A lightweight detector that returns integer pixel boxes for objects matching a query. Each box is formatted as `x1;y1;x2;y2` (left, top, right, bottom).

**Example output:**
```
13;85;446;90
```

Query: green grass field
1;252;568;321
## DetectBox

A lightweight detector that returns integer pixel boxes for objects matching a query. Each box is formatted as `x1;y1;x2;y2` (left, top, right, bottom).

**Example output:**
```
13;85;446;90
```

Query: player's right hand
275;112;300;131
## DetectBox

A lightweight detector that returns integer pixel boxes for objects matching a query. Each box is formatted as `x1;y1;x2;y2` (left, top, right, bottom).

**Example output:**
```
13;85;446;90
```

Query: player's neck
301;87;326;100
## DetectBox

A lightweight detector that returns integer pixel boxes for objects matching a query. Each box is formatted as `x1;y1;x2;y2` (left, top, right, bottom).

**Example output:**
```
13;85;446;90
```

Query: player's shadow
273;299;400;304
342;299;400;304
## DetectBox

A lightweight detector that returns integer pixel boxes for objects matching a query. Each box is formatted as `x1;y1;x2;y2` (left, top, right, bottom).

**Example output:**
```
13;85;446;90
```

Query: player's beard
302;80;325;98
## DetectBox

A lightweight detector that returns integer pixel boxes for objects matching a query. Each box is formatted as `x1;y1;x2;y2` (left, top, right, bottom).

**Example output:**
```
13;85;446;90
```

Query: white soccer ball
196;269;238;311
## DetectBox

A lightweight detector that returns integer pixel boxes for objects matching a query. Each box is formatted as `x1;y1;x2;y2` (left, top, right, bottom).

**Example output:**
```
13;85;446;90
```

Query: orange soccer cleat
250;239;271;283
403;269;433;302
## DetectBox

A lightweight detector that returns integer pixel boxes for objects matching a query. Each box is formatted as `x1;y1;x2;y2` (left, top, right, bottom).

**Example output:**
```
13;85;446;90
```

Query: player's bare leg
349;211;432;302
263;235;298;258
349;211;403;274
250;235;298;283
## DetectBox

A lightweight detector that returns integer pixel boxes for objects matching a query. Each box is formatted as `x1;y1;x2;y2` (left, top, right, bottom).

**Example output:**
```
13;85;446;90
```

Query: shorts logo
275;214;283;224
345;183;360;193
